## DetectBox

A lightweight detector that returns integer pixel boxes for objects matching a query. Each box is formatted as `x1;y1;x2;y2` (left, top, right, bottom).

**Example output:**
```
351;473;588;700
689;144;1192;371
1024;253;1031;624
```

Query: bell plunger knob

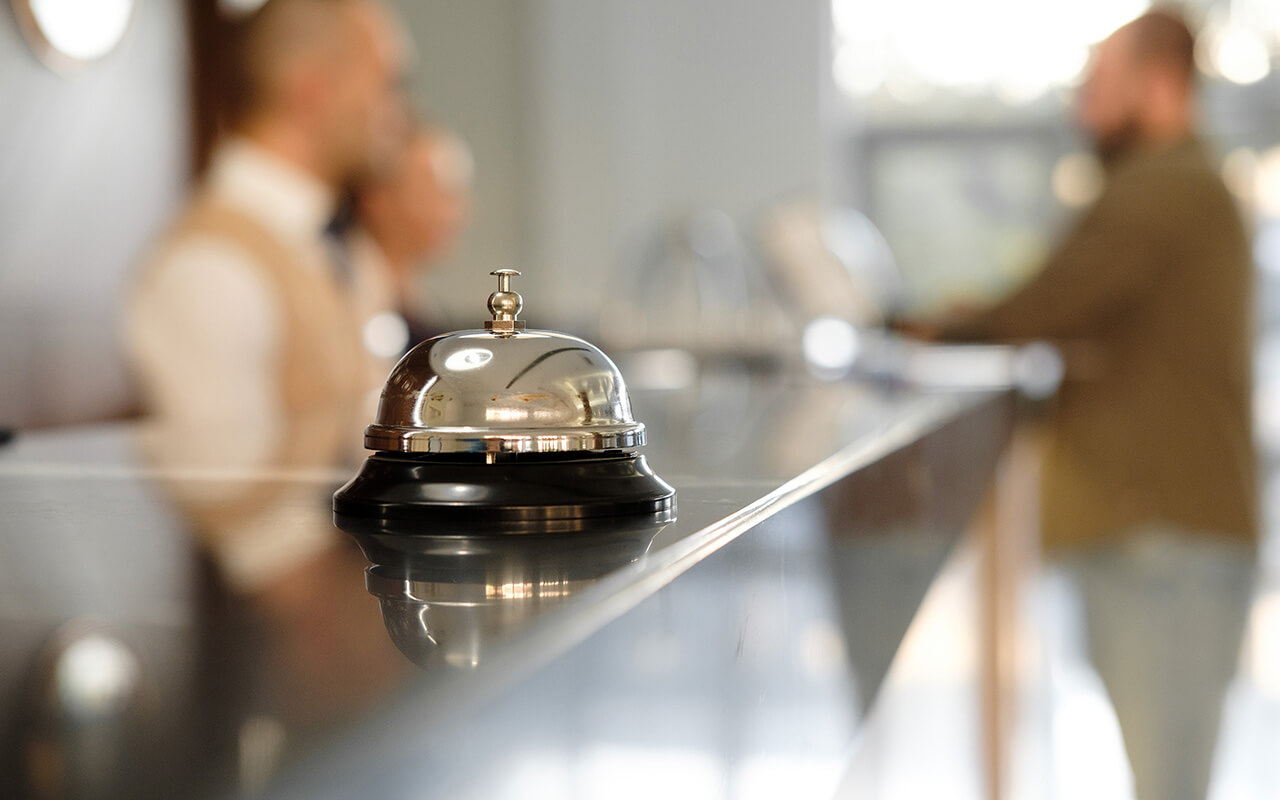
485;269;526;334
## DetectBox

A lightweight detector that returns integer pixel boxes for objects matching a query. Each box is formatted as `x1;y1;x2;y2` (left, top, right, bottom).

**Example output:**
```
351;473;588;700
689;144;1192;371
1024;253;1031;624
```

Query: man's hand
887;316;942;341
887;297;989;342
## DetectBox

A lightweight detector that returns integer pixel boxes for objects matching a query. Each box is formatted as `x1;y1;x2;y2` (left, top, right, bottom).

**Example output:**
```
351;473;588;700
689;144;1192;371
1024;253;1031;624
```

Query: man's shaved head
1119;8;1196;87
1076;8;1200;162
225;0;409;185
228;0;349;121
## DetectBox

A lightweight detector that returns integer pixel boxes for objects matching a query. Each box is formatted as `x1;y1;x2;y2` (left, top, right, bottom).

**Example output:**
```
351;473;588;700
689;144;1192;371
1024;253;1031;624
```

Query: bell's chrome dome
363;270;644;455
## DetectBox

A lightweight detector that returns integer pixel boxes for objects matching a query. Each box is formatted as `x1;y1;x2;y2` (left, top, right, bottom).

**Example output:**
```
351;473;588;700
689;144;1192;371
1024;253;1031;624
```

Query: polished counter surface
0;368;1011;799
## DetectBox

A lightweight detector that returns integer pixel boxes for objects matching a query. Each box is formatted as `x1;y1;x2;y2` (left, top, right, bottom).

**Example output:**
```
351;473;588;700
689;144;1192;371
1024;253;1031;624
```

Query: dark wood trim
184;0;238;177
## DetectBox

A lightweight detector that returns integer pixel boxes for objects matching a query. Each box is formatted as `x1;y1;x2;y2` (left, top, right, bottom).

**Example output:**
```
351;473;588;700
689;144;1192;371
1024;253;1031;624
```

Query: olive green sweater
942;138;1257;552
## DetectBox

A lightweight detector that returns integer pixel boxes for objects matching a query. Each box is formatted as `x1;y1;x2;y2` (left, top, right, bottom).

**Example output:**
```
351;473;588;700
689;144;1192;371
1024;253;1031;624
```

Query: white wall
395;0;826;333
385;0;530;329
0;0;189;427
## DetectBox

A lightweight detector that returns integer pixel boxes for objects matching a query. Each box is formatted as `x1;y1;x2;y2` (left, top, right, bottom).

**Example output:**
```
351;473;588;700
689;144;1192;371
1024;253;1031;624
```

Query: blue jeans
1059;528;1256;800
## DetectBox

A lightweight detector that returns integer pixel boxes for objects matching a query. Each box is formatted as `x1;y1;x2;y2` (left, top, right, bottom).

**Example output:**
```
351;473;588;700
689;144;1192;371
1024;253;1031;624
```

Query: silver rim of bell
363;423;647;454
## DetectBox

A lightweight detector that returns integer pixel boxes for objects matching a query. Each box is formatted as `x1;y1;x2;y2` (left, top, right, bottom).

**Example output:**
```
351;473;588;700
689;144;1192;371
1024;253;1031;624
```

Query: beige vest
137;196;380;532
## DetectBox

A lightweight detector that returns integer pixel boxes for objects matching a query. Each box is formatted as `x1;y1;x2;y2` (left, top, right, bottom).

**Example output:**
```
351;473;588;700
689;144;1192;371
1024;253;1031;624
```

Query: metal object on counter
335;270;675;524
364;269;645;455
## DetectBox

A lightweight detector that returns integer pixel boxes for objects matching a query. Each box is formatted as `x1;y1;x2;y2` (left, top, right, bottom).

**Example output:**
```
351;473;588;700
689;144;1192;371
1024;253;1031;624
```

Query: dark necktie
322;194;357;286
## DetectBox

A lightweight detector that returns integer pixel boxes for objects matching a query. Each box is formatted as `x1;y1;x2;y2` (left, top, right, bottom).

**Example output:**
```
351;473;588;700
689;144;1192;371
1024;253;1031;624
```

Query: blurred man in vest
126;0;408;592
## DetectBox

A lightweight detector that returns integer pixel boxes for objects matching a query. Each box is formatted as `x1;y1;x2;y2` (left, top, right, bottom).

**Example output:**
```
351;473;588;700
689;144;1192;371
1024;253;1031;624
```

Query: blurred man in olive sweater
906;11;1256;800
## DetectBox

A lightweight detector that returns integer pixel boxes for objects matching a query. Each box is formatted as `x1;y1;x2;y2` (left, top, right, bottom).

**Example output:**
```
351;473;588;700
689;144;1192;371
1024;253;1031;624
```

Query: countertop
0;365;1013;799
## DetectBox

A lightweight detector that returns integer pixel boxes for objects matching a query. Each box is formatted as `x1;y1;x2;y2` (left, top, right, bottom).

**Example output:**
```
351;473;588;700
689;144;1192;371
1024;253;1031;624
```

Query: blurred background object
11;0;137;72
18;620;148;800
601;208;791;365
353;124;474;346
760;201;902;329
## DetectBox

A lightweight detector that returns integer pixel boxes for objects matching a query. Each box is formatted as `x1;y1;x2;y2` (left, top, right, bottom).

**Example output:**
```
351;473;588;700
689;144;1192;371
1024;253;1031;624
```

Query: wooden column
978;422;1043;800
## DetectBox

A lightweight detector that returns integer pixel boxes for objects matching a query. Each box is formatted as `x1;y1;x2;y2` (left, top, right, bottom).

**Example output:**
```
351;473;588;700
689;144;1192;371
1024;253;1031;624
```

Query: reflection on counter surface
345;514;673;670
0;362;1011;799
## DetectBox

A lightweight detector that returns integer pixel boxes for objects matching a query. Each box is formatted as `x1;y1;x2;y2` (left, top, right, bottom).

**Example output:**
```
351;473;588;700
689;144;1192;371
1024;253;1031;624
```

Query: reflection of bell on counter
333;269;675;525
343;514;672;669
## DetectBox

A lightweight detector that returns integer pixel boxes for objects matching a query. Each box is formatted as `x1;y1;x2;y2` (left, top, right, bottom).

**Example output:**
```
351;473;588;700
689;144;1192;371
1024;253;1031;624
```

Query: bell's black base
332;450;676;530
